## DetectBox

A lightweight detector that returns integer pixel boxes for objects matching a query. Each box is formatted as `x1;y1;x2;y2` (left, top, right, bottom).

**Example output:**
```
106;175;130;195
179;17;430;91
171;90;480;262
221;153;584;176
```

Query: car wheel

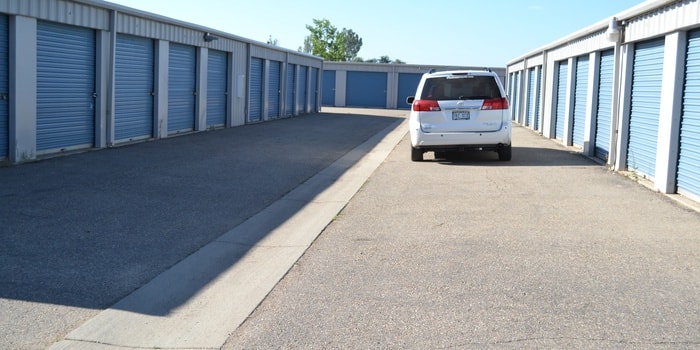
498;145;512;161
411;147;423;161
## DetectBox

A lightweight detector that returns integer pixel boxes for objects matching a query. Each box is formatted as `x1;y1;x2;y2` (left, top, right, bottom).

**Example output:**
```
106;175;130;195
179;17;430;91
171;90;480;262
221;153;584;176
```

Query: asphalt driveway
2;108;698;349
0;109;403;349
225;122;700;348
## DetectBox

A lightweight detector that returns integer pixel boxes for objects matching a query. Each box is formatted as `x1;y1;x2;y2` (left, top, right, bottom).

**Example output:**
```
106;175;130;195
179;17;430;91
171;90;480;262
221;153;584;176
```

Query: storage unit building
322;62;506;109
506;0;700;203
0;0;322;164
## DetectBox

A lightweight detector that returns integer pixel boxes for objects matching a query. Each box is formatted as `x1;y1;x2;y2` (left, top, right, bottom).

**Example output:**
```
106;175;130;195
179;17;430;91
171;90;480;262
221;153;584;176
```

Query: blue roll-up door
397;73;422;110
168;43;196;133
115;34;154;142
555;61;569;140
37;21;95;152
297;66;308;114
677;29;700;200
267;61;281;119
346;71;386;108
0;15;8;158
322;70;336;106
310;67;319;112
248;57;263;122
207;49;227;127
594;50;614;161
526;68;536;127
627;38;664;178
572;56;589;147
534;68;542;131
285;63;295;116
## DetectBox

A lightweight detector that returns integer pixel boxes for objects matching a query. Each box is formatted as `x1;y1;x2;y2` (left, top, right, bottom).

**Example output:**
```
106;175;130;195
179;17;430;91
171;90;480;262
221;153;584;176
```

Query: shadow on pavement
0;112;401;313
428;147;600;167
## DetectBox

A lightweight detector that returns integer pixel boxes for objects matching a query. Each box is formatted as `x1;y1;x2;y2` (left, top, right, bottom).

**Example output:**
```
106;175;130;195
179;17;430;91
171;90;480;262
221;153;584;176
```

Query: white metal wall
506;0;700;202
0;0;322;164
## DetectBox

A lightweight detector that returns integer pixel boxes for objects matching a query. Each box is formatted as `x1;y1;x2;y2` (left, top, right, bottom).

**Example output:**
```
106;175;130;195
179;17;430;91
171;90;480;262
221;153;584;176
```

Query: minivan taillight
481;97;509;110
412;100;441;112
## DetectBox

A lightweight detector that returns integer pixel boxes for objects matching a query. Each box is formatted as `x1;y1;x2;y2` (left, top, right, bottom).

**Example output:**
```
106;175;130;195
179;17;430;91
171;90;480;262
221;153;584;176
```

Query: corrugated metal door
346;71;386;108
168;43;196;133
677;29;700;200
627;38;664;178
397;73;422;110
0;15;7;158
555;61;569;140
310;67;319;111
297;66;308;114
594;49;614;161
572;56;589;147
207;49;227;127
322;70;336;106
115;34;153;142
267;61;281;119
526;68;536;127
534;68;542;131
36;21;95;152
285;63;295;116
248;57;263;122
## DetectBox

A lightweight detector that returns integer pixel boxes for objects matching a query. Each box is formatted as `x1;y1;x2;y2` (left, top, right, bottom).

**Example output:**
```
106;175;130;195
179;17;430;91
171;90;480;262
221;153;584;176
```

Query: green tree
302;18;362;61
364;56;405;64
339;28;362;61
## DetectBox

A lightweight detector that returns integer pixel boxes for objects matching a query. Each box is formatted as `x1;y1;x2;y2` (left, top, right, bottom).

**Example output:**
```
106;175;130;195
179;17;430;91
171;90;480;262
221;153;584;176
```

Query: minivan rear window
421;76;501;101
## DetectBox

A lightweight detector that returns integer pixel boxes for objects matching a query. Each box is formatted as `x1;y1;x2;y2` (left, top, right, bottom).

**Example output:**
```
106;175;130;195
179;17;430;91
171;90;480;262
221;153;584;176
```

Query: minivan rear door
419;76;505;133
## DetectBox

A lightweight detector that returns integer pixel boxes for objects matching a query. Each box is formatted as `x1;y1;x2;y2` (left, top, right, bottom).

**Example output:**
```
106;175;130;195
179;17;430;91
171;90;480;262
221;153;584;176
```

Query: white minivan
406;70;511;161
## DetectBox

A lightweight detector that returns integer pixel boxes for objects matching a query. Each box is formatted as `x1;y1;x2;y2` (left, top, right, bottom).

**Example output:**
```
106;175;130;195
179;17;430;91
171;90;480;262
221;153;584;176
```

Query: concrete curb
50;117;407;350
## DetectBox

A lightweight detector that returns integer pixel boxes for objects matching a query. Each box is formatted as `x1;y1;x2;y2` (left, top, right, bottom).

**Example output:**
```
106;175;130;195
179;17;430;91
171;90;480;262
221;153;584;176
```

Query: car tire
411;147;423;161
498;145;512;161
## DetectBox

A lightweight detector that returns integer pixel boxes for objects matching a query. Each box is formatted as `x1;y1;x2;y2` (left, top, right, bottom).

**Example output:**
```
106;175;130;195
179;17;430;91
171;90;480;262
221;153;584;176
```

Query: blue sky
105;0;646;66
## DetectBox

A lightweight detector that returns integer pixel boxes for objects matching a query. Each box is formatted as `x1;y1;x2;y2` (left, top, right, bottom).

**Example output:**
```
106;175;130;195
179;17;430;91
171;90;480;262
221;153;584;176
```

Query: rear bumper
409;126;511;150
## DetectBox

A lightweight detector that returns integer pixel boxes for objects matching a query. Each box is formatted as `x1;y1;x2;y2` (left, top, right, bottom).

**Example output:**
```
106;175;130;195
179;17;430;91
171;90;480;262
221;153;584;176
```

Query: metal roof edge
506;0;678;66
74;0;321;60
323;61;505;70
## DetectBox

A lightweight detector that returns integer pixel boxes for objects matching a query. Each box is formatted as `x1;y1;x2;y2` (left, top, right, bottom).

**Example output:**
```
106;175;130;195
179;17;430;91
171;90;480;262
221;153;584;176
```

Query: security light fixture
606;17;621;43
203;32;219;42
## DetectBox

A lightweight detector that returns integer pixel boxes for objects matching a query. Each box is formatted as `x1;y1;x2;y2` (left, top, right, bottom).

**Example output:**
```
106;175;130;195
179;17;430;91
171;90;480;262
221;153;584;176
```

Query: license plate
452;111;470;120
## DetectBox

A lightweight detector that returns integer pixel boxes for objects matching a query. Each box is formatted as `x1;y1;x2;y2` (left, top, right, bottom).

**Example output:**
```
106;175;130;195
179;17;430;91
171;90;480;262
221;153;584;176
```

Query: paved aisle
0;110;404;349
225;125;700;349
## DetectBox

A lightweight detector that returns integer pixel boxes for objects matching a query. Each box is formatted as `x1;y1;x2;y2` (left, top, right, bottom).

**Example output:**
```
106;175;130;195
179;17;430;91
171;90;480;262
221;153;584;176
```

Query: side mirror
406;96;415;104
